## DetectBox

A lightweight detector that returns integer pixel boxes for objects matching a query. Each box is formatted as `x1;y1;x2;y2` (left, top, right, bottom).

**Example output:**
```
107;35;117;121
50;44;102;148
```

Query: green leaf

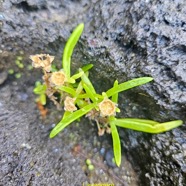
80;69;96;94
111;118;183;133
106;77;153;97
81;64;94;72
76;99;89;108
75;81;83;95
57;86;76;97
71;71;84;80
50;103;96;138
33;84;47;94
63;111;71;119
110;122;121;167
67;77;76;84
82;83;97;103
63;23;84;78
51;64;58;72
40;94;46;105
111;80;119;103
157;120;183;132
76;93;89;99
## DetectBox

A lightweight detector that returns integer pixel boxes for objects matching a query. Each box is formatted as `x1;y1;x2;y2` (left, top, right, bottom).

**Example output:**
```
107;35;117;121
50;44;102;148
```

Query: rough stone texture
0;72;137;186
0;0;186;185
0;84;87;186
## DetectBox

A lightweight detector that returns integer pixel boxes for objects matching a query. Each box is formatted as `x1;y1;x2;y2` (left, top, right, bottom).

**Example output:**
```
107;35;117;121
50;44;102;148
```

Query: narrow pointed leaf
71;71;84;80
33;84;47;94
63;23;84;78
82;83;97;103
110;122;121;167
67;77;76;84
157;120;183;132
111;80;119;103
50;103;96;138
57;86;76;97
77;94;89;99
111;118;183;133
81;64;94;72
40;94;46;105
80;69;96;94
63;111;71;119
75;81;83;96
106;77;153;97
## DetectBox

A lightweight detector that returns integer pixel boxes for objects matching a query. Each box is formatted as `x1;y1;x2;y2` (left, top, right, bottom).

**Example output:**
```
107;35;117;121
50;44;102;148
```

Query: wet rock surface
0;65;137;185
0;78;87;186
0;0;186;185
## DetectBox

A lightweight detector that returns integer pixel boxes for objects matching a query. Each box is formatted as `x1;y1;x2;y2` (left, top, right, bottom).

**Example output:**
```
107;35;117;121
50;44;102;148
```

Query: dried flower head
50;71;66;86
98;99;116;117
30;54;54;72
64;96;77;112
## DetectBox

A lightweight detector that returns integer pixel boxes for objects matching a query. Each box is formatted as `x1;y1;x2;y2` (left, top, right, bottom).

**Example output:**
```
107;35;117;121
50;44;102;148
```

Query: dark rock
0;0;186;185
0;71;8;85
0;85;88;186
105;149;116;168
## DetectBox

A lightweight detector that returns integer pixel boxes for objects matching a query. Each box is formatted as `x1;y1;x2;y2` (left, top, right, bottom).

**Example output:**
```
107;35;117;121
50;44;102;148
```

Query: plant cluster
31;23;183;167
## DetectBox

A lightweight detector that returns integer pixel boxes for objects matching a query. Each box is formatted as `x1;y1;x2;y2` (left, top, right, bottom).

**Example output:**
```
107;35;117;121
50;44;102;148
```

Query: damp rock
0;71;8;85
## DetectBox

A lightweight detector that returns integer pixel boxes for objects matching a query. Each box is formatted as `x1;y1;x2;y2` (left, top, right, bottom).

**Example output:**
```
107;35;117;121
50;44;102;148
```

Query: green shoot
57;86;76;97
82;83;98;103
75;81;84;96
106;77;153;97
111;80;119;103
81;64;94;72
80;69;96;94
110;118;183;133
70;71;84;80
63;23;84;78
33;82;47;105
110;121;121;167
39;94;46;105
50;103;97;138
33;83;47;94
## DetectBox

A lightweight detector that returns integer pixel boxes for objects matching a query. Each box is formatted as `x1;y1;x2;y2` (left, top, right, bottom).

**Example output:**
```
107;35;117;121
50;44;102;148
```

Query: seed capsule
64;96;77;112
30;54;54;72
98;99;116;117
50;71;66;86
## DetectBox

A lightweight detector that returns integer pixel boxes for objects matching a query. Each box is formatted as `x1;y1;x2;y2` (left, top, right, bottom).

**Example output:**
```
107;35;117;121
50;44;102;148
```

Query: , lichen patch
50;71;66;86
98;99;116;117
64;96;77;112
30;54;54;72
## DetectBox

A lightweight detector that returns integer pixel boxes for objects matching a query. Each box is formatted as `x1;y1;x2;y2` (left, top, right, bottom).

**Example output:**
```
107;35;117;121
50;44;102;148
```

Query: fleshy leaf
40;94;46;105
110;118;183;133
63;23;84;78
50;103;96;138
81;64;94;72
111;80;119;103
57;86;76;97
75;81;83;96
33;84;47;94
82;83;97;103
106;77;153;97
110;121;121;167
80;69;96;94
71;71;84;80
